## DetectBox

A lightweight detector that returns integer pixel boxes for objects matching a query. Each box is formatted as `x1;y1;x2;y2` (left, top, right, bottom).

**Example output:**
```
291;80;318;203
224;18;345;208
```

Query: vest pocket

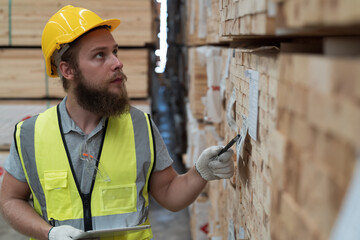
44;171;73;220
100;184;137;213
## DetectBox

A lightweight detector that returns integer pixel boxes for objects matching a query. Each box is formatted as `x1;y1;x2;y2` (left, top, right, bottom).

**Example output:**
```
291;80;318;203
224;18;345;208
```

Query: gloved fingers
196;146;234;181
217;148;234;162
208;159;233;170
201;146;224;159
48;225;83;240
214;172;234;179
212;167;233;175
209;152;233;168
67;227;83;236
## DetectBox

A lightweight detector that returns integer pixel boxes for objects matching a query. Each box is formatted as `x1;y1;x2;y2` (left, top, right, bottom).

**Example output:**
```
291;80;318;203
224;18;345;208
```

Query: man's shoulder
129;106;151;117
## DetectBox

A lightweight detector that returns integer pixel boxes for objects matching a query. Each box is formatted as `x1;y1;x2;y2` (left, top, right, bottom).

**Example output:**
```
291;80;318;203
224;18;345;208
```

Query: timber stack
183;0;360;239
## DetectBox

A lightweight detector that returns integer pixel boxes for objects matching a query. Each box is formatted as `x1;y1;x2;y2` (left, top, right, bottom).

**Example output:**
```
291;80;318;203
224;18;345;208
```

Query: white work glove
48;225;83;240
195;146;234;181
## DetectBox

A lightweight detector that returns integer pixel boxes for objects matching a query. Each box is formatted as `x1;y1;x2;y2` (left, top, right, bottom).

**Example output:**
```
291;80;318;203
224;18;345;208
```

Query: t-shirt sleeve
151;120;174;172
4;140;27;182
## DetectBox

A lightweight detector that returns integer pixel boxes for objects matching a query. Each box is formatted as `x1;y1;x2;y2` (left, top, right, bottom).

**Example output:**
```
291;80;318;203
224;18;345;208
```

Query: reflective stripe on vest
15;105;154;240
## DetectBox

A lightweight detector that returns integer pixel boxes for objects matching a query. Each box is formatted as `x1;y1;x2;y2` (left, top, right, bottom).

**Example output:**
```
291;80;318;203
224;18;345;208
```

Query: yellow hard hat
41;5;120;77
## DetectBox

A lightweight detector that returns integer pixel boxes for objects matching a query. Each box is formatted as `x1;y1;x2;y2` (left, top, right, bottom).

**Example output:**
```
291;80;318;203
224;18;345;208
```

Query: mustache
111;70;127;82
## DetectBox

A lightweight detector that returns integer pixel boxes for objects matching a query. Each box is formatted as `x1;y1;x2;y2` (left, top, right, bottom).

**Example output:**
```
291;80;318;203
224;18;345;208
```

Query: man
0;5;234;240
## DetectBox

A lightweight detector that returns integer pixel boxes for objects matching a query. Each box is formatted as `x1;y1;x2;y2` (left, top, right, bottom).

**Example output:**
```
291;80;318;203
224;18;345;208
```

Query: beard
73;70;130;117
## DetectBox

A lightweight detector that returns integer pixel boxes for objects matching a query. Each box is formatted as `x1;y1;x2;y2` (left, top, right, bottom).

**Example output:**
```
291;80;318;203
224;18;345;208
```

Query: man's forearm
151;166;207;212
0;172;52;240
1;197;51;240
167;166;207;211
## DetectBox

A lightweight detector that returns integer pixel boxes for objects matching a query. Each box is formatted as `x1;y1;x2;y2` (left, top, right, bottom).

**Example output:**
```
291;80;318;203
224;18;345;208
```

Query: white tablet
74;225;151;239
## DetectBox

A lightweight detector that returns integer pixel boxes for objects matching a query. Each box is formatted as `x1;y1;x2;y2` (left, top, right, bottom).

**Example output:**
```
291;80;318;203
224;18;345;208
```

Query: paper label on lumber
226;88;238;132
227;219;236;240
237;114;248;164
198;0;207;38
194;198;210;240
246;69;259;141
238;227;246;239
205;47;222;123
221;49;233;100
185;103;208;168
267;1;277;17
330;152;360;240
190;0;196;34
223;179;227;189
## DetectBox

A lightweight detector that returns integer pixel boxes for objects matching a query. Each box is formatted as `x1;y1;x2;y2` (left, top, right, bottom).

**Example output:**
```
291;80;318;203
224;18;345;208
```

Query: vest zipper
82;193;93;231
49;218;55;227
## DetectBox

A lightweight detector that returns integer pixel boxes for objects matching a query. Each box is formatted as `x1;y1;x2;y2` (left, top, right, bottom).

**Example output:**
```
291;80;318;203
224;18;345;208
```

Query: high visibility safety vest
14;105;155;240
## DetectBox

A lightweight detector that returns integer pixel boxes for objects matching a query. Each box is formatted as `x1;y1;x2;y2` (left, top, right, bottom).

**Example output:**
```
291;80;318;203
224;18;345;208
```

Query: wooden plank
3;0;154;46
0;48;149;99
0;48;62;98
206;0;231;44
219;0;276;37
130;99;151;114
120;49;149;98
277;0;360;29
185;0;207;46
0;0;8;45
188;47;207;120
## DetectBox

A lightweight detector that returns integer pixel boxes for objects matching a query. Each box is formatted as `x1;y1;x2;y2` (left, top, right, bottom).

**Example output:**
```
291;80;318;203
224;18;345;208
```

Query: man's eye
95;52;104;58
113;49;118;56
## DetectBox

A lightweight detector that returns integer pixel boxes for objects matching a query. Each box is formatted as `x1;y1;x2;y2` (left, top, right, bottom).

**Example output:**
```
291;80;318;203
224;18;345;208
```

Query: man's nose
111;55;123;71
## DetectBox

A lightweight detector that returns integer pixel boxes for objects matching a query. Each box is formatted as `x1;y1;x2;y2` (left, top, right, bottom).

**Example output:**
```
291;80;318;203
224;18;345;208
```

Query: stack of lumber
187;46;229;134
185;0;207;46
184;0;360;239
275;0;360;30
188;47;208;120
184;0;230;45
219;0;277;36
271;51;360;240
219;47;279;240
0;0;8;45
0;49;64;98
0;0;154;46
0;1;156;152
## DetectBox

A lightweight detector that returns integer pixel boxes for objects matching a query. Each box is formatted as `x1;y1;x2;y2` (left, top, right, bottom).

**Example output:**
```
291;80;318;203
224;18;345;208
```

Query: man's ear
58;61;75;80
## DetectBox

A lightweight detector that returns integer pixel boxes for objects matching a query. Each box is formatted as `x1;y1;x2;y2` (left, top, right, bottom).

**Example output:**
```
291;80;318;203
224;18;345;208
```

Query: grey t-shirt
5;98;173;194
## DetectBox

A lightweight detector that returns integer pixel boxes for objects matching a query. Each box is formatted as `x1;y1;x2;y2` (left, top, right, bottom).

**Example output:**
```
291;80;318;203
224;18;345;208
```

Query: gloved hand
48;225;83;240
195;146;234;181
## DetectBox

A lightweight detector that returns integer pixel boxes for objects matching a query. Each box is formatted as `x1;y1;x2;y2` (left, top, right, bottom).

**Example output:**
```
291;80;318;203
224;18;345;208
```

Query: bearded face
73;68;130;117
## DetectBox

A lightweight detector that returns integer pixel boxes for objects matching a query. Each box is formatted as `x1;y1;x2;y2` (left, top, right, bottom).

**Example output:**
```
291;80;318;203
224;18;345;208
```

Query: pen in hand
217;134;241;156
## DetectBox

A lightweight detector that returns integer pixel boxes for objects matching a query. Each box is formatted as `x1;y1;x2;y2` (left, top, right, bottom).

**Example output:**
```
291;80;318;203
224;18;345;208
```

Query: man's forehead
88;44;119;53
78;28;117;51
